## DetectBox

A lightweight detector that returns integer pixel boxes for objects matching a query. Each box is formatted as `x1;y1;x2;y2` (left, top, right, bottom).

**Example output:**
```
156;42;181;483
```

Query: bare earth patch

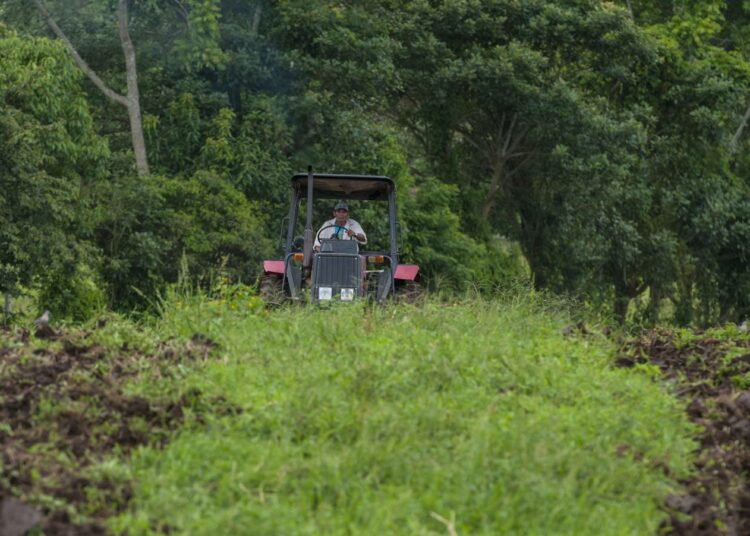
618;330;750;535
0;327;236;535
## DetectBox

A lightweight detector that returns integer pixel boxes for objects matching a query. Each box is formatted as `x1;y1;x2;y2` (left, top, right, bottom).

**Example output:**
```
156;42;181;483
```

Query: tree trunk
252;2;263;35
613;293;630;325
646;284;661;325
117;0;149;176
3;293;11;327
481;163;504;220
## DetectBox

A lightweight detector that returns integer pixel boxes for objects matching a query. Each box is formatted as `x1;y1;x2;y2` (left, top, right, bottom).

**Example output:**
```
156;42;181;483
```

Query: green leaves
2;0;750;322
275;0;750;322
172;0;227;71
0;31;108;295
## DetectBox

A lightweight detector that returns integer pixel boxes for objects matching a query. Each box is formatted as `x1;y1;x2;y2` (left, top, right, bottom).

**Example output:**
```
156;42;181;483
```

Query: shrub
37;262;106;322
93;172;273;311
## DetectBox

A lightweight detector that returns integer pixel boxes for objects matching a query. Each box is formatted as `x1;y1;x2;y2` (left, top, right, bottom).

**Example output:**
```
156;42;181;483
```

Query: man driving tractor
260;171;420;303
314;202;367;251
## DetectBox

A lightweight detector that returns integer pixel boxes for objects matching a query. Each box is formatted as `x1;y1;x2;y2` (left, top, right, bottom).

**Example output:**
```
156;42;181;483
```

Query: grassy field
100;291;697;535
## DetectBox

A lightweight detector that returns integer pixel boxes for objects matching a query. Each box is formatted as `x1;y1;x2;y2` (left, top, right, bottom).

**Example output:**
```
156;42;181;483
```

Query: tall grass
113;293;695;535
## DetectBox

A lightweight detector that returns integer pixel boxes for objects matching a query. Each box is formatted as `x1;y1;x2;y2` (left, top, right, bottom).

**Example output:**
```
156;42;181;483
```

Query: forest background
2;0;750;326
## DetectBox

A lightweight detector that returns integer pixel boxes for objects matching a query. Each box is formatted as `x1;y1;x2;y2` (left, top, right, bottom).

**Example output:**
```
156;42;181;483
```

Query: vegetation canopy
0;1;748;323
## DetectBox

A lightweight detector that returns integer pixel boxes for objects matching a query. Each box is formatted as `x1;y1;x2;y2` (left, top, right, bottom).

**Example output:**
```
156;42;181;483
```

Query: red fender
394;264;419;281
263;260;285;275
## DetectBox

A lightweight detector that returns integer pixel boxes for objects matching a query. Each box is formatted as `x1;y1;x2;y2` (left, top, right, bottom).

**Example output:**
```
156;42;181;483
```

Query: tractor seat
320;240;359;254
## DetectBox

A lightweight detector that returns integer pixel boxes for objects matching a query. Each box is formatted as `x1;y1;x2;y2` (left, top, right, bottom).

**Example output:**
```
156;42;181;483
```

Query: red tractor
260;168;420;303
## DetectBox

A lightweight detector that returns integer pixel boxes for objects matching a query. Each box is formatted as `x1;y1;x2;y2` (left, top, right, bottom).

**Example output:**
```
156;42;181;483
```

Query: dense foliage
0;26;109;317
1;1;750;324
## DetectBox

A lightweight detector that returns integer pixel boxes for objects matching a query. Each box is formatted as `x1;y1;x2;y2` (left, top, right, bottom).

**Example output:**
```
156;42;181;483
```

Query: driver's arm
347;229;366;241
350;221;367;244
314;221;330;250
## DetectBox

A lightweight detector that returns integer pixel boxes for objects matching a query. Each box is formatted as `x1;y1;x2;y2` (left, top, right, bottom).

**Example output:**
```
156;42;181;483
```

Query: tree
16;0;227;177
625;0;750;323
0;28;108;304
278;0;663;312
277;0;750;322
30;0;149;175
92;171;273;309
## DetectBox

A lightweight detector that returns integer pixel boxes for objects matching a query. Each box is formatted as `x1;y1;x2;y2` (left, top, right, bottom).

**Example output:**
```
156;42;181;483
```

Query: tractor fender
394;264;419;281
263;260;285;275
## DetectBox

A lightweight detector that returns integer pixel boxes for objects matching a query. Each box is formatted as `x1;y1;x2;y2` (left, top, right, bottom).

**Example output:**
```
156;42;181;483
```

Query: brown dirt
0;326;238;535
618;329;750;535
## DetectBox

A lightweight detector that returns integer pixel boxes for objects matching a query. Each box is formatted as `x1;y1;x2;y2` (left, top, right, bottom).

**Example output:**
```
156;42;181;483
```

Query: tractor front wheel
259;274;284;305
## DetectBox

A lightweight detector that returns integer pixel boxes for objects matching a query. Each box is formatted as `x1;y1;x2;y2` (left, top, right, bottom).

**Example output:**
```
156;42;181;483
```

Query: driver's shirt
314;218;367;248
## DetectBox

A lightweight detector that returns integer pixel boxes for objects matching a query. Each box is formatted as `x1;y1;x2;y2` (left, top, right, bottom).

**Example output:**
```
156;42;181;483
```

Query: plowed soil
0;326;237;535
618;329;750;535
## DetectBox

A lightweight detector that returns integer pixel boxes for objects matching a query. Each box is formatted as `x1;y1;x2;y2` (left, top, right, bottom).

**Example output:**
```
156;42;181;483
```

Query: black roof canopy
291;173;393;201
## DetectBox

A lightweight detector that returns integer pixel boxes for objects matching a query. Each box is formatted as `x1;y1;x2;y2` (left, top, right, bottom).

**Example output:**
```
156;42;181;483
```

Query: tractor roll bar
303;166;314;270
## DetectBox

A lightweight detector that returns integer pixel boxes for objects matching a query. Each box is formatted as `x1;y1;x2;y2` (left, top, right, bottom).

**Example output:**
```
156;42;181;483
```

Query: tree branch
117;0;149;176
729;101;750;154
496;112;506;147
454;124;483;151
502;113;517;155
169;0;190;26
507;125;530;156
252;1;263;35
30;0;129;107
505;152;536;178
118;0;137;92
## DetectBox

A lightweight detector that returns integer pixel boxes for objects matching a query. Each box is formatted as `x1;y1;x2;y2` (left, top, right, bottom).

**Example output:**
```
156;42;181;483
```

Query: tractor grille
314;255;360;288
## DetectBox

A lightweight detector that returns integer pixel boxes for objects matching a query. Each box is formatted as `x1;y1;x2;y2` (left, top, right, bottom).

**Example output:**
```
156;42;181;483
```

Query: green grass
112;295;695;535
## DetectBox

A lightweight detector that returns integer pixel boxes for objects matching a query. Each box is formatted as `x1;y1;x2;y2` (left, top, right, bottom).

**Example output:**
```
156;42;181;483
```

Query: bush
37;263;106;322
93;171;273;311
0;31;108;297
401;177;528;292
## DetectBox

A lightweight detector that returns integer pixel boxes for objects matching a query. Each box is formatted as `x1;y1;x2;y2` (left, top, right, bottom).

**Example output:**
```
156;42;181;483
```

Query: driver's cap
334;202;349;212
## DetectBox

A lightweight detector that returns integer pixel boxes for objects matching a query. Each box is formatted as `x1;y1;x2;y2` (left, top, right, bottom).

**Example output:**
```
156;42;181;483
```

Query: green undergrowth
112;294;696;535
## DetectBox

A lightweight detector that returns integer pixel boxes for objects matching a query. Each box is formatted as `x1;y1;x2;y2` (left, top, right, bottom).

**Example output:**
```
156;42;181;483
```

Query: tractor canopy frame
285;172;399;266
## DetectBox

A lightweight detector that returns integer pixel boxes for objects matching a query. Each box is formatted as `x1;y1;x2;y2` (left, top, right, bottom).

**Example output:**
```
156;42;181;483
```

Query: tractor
260;168;420;303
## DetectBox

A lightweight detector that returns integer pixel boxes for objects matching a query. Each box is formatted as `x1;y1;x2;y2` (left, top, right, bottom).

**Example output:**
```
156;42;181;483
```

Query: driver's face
334;209;349;225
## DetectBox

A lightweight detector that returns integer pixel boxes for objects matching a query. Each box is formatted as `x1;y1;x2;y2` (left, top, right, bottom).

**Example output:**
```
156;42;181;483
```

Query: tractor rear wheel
259;274;283;305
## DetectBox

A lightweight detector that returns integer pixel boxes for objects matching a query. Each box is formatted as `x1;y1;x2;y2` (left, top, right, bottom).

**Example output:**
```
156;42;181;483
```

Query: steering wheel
316;224;366;245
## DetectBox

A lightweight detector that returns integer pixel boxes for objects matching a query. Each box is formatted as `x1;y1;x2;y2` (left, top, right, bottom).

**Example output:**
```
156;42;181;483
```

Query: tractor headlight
340;288;355;301
319;287;332;300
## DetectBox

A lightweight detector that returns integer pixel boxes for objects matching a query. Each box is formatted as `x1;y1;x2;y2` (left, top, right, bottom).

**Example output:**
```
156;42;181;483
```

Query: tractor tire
259;274;284;305
396;281;425;304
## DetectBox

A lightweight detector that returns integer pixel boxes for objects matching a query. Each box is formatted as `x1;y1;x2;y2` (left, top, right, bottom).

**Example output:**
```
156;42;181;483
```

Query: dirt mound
619;330;750;535
0;327;237;535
